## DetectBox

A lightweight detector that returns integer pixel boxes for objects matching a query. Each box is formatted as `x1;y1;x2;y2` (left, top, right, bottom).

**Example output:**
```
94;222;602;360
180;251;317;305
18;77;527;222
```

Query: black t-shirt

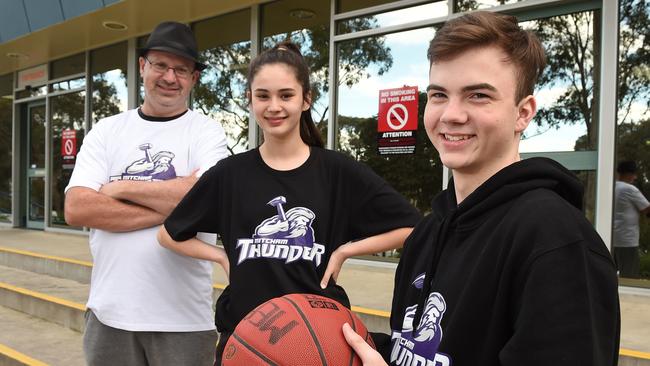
165;147;421;332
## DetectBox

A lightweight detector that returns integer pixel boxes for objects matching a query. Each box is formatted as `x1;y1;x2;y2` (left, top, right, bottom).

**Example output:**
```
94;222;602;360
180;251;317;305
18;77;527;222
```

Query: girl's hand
342;323;388;366
214;246;230;277
320;243;351;288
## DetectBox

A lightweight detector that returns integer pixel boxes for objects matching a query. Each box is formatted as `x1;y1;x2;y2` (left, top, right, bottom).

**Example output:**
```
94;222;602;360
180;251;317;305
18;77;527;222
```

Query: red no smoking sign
61;129;77;169
377;86;418;155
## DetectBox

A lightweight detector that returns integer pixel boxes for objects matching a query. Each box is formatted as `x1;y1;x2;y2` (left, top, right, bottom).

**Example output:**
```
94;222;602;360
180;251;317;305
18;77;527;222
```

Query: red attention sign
377;86;418;155
61;129;77;157
61;129;77;169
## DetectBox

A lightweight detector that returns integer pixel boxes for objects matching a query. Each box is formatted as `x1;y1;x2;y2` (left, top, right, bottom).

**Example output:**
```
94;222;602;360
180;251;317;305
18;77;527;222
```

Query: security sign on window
377;86;418;155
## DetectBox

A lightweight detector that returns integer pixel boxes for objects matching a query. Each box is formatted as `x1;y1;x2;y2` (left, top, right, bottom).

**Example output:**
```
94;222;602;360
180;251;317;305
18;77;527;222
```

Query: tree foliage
338;93;442;213
91;76;123;124
617;0;650;125
532;12;597;148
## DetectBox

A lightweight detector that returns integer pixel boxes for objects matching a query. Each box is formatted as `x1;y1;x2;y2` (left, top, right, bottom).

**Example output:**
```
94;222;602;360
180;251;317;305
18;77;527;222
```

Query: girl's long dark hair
247;42;325;148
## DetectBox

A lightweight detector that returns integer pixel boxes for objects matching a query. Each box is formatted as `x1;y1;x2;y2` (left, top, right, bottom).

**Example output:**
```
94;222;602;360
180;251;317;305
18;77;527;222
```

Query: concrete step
0;246;392;333
0;247;91;284
0;265;86;332
0;306;84;366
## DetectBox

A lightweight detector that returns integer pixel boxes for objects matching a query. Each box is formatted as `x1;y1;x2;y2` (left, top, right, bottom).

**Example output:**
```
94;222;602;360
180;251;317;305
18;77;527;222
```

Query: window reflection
51;53;85;80
193;10;251;154
455;0;522;12
15;85;47;100
29;105;46;169
50;91;85;229
91;42;128;125
0;73;12;222
518;11;600;225
519;11;598;153
337;28;441;217
50;77;85;92
137;36;148;107
336;2;447;34
337;0;394;13
29;177;45;222
615;0;650;283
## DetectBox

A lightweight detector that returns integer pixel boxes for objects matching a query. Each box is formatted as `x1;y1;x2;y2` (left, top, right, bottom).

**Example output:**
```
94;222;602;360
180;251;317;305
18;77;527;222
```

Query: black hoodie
387;157;620;366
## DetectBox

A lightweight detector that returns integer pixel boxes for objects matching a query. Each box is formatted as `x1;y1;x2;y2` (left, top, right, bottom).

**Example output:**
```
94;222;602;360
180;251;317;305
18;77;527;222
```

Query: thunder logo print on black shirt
237;196;325;266
391;273;451;366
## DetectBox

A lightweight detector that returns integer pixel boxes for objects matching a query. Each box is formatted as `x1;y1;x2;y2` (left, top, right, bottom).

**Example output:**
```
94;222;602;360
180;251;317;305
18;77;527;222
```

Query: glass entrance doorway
25;102;46;229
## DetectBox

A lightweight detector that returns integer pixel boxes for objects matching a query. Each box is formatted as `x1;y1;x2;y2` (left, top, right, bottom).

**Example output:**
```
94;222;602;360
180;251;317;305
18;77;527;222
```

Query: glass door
26;103;46;229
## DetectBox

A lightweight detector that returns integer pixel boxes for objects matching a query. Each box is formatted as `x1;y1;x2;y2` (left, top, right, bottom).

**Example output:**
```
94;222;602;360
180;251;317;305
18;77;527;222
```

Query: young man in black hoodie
343;11;620;366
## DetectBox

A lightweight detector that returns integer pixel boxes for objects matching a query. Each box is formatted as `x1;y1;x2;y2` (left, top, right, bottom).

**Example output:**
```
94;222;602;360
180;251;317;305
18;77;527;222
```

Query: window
91;42;128;125
0;73;13;223
614;0;650;283
50;91;85;229
193;10;251;153
50;53;85;80
336;28;441;217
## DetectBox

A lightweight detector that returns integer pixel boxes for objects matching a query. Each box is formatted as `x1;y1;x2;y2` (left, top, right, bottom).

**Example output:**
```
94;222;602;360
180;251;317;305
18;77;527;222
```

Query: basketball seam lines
231;333;279;366
346;310;356;366
282;296;328;366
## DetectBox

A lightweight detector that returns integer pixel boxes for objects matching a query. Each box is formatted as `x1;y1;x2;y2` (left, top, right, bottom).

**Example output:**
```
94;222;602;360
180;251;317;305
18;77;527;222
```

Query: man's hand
65;187;165;232
178;169;199;189
96;170;200;215
343;323;387;366
99;180;126;199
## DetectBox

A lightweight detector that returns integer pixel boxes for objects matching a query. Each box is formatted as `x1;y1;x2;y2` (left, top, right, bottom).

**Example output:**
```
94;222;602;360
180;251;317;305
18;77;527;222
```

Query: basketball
222;293;376;365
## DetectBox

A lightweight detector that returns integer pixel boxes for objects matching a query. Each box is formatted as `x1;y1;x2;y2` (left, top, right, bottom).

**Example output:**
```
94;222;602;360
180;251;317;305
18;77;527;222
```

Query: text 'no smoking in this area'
377;86;418;155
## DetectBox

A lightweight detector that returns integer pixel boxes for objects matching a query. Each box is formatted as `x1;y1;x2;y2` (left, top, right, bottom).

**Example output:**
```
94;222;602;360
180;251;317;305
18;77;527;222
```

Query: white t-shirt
613;180;650;248
66;108;228;331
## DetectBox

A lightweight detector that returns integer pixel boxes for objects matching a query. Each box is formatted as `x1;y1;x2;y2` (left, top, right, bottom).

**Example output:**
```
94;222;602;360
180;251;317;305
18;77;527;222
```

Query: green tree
92;75;123;123
193;41;252;154
533;11;599;149
455;0;513;12
617;0;650;125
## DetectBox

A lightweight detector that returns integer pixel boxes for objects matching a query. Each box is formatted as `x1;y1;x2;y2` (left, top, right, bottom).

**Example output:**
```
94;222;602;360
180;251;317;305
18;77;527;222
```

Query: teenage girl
157;42;421;364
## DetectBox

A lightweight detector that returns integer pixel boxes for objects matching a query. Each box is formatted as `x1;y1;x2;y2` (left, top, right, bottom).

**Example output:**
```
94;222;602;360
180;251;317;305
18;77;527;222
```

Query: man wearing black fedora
65;21;228;365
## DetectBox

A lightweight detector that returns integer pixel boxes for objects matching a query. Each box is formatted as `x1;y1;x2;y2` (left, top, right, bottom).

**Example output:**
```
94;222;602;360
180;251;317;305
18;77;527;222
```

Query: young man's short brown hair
428;11;546;103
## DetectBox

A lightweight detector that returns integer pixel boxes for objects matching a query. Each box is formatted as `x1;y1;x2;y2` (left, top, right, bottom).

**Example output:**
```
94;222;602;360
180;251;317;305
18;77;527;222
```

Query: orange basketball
222;293;376;365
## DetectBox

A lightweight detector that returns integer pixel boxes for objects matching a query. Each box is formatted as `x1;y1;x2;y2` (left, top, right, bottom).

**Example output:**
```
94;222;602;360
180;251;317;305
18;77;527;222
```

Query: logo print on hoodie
110;143;177;181
390;273;451;366
236;196;325;266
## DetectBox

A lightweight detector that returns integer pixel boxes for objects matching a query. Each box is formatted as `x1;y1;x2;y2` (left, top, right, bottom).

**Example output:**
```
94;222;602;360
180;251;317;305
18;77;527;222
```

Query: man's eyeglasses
144;56;194;78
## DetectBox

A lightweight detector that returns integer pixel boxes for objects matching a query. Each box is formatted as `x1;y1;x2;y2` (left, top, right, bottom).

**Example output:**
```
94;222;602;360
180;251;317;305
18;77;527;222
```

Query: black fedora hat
139;21;207;71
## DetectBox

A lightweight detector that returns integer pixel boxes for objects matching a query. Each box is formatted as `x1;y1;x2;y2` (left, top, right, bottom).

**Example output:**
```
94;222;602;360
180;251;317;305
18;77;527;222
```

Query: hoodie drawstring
413;209;456;330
